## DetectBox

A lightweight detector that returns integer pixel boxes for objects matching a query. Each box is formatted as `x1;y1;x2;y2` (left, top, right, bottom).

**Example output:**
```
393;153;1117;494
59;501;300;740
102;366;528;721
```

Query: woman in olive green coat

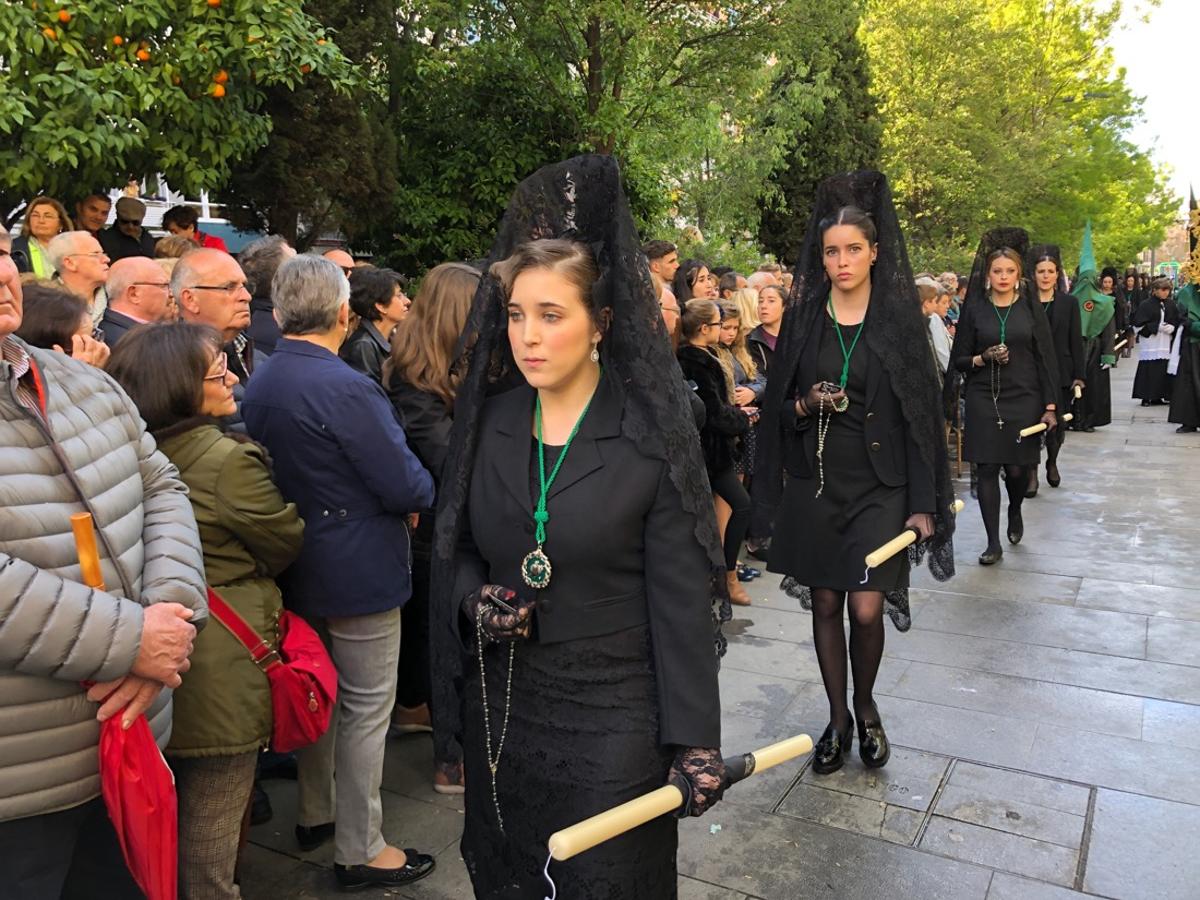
108;322;304;900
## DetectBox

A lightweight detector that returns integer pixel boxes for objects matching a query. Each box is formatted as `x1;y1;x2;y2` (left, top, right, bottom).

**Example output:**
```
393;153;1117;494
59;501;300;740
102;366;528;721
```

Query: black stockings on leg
848;592;885;723
976;463;1002;549
811;589;886;726
1003;464;1028;509
811;589;849;728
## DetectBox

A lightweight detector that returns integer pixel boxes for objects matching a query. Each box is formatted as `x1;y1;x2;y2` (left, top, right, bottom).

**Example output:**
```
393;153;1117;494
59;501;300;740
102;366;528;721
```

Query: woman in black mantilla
950;229;1060;565
433;155;730;899
1027;245;1085;493
754;171;956;777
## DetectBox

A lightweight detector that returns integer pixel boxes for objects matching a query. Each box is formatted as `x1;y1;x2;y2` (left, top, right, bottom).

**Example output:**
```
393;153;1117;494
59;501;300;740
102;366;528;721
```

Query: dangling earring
590;344;600;363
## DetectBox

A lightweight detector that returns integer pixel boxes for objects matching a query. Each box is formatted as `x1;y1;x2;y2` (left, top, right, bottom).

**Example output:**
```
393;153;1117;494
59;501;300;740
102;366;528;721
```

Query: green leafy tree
862;0;1177;271
0;0;355;215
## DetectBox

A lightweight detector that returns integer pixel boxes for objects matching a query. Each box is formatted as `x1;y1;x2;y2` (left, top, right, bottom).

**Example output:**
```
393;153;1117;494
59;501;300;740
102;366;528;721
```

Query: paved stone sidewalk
245;362;1200;899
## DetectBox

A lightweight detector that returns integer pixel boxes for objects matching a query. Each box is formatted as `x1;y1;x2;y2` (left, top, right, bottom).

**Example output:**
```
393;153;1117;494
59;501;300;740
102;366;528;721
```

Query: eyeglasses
190;280;253;295
339;266;354;277
116;217;142;226
131;281;171;290
660;305;681;315
67;251;107;260
703;321;721;329
203;355;229;382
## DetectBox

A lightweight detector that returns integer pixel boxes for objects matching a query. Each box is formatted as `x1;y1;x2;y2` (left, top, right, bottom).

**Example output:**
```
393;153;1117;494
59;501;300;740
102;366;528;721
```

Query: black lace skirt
461;624;677;900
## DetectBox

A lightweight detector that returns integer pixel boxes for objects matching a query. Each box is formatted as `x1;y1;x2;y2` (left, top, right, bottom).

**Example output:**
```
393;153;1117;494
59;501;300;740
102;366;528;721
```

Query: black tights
710;467;750;570
811;589;885;728
1045;425;1065;467
976;462;1028;549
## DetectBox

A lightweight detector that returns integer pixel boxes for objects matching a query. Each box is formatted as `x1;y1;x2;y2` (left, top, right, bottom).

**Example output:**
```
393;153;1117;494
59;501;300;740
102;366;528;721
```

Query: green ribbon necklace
520;386;596;590
991;294;1015;347
828;296;867;389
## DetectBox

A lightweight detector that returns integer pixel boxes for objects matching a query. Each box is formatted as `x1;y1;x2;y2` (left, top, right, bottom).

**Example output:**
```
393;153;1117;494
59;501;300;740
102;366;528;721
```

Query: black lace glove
462;585;534;644
668;747;727;817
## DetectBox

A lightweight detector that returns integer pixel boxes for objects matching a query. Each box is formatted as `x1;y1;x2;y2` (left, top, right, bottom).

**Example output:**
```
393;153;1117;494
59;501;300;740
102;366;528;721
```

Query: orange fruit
42;26;57;39
317;38;326;45
300;63;311;74
211;83;226;98
136;49;150;61
206;0;221;6
214;69;229;84
112;34;123;45
57;9;70;23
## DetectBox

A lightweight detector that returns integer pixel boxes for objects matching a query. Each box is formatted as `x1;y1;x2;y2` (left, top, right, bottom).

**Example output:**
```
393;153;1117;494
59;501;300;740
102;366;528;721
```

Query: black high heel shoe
811;714;854;775
1046;461;1061;488
857;711;891;769
1007;505;1024;545
978;545;1003;565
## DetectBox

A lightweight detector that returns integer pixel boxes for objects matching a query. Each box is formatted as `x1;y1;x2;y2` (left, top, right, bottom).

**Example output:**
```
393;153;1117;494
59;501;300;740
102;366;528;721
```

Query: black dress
769;315;908;592
960;301;1043;465
455;378;720;900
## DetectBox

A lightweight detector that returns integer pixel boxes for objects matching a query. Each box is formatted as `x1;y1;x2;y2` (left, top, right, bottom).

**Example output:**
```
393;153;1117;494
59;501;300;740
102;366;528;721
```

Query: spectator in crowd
15;282;110;368
643;239;680;290
719;270;747;300
100;256;175;346
341;266;410;384
756;262;784;285
173;248;260;426
47;230;110;322
99;197;158;262
13;196;73;277
240;235;295;356
747;283;783;377
0;226;19;308
107;322;304;900
673;258;718;302
162;204;230;253
74;190;112;238
385;261;480;792
155;233;200;260
0;257;206;896
918;276;951;376
729;286;761;332
746;270;775;292
243;255;436;890
323;248;356;277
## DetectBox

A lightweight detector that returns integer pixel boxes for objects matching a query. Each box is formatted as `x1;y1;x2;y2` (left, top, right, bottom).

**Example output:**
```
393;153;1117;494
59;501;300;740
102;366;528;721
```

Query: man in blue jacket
242;254;438;891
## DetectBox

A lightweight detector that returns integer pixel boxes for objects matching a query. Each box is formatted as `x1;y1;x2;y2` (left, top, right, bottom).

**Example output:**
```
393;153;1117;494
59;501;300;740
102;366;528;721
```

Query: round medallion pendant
521;546;552;590
832;395;850;414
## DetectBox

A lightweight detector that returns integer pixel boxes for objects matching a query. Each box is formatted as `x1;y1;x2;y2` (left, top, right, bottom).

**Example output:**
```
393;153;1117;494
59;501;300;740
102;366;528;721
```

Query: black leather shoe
1025;470;1038;498
1082;425;1095;433
1177;425;1197;434
811;715;854;775
745;539;771;561
334;851;435;891
1007;505;1023;545
1046;461;1061;488
857;716;891;769
978;545;1003;566
296;822;335;852
250;783;273;826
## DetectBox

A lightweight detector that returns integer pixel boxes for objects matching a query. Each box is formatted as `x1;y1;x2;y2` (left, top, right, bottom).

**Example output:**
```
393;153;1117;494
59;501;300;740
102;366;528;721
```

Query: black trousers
0;797;144;899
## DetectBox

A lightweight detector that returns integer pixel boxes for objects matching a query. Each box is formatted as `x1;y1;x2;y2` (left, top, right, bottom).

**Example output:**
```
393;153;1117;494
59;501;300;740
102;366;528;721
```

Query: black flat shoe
857;715;891;769
1177;425;1197;434
1082;425;1095;433
1025;470;1038;498
811;715;854;775
334;851;436;891
1007;505;1023;545
1046;462;1061;488
1141;400;1151;407
978;546;1003;566
745;539;771;561
296;822;335;852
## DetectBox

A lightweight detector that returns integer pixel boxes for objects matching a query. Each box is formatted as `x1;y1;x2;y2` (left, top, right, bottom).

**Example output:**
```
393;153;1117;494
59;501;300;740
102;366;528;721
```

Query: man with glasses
99;257;175;347
173;248;260;428
99;196;158;262
323;248;356;277
47;230;111;324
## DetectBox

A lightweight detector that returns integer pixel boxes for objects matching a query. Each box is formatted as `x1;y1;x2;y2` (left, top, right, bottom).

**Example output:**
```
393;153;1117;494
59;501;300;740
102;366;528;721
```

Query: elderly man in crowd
47;230;110;323
99;256;176;346
0;223;207;897
240;234;296;355
74;191;113;238
322;247;356;277
173;248;261;427
99;197;157;262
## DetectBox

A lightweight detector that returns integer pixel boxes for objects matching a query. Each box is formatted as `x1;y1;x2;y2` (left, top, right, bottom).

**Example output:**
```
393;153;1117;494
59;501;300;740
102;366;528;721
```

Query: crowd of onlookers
0;187;1182;899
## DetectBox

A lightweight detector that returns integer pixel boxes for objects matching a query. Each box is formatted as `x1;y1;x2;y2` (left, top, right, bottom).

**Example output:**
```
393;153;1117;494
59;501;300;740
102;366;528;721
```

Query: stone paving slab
919;816;1079;886
986;872;1091;899
1084;788;1200;900
1075;578;1200;622
1146;617;1200;666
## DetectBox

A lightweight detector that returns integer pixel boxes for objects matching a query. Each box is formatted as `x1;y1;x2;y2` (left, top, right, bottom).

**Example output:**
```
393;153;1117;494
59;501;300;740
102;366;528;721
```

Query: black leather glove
981;345;1009;364
1040;409;1058;431
462;585;534;643
669;747;727;817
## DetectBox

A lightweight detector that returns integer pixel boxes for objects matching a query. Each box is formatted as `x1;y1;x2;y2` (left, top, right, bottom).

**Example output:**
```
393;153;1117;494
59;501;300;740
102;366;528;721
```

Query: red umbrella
72;512;179;900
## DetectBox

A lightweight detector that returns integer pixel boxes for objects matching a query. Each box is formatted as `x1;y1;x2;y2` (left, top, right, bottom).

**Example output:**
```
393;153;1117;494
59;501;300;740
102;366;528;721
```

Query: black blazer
676;344;748;476
782;326;936;514
1043;291;1085;387
97;306;141;348
452;376;720;748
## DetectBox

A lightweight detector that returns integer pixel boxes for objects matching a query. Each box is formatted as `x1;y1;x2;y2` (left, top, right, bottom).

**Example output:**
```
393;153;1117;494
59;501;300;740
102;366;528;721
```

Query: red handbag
206;588;338;753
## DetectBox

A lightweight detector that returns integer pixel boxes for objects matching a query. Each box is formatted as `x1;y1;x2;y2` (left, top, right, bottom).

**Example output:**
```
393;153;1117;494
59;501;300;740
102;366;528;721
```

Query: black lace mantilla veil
1028;243;1069;294
432;154;732;660
753;170;956;631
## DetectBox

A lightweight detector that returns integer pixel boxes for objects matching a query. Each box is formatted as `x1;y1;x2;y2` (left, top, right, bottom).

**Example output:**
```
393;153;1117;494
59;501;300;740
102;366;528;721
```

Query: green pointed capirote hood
1071;220;1114;340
